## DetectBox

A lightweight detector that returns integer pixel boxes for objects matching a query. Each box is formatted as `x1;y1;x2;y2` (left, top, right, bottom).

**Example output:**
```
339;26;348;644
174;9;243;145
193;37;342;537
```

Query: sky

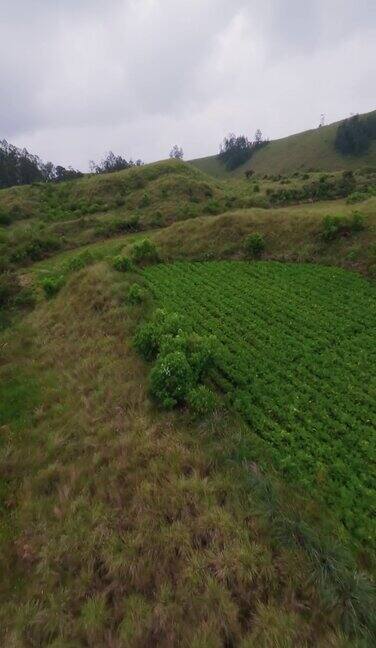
1;0;375;170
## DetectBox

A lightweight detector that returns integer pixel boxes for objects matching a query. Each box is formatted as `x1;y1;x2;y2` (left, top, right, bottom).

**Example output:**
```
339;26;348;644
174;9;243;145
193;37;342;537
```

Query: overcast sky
1;0;375;169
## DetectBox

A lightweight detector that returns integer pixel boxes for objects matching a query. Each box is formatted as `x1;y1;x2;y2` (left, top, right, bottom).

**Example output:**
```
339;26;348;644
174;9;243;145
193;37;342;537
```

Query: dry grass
1;264;371;646
153;197;376;277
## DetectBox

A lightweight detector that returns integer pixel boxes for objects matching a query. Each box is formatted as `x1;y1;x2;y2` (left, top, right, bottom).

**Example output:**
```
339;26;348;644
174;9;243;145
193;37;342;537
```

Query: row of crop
143;261;376;546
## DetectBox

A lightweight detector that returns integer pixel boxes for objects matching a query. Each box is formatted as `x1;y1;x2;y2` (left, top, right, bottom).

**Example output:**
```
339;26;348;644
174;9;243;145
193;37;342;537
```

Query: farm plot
143;261;376;548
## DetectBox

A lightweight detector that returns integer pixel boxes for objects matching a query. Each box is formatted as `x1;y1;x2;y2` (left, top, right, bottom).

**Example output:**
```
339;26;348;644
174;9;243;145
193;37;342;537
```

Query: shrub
134;321;160;361
41;275;65;298
151;211;164;227
65;251;95;272
134;310;218;411
346;191;368;204
113;255;133;272
149;351;193;409
187;385;217;416
321;212;365;242
127;283;146;305
244;233;266;257
203;199;221;215
139;192;151;208
253;183;260;193
0;211;11;226
130;238;159;264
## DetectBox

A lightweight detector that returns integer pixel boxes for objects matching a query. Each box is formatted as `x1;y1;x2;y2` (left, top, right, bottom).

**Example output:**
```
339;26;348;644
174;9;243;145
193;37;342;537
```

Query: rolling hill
1;154;376;645
190;109;376;178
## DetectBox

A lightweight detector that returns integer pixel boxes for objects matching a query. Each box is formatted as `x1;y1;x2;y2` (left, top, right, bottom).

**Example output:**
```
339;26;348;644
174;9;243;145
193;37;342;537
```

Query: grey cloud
1;0;374;169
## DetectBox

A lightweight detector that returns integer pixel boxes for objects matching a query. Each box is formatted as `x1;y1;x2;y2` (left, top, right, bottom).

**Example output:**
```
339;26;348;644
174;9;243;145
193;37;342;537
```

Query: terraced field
143;261;376;548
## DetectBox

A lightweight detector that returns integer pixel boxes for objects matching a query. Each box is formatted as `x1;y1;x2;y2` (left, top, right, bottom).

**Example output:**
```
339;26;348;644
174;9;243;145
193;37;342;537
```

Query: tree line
218;129;269;171
0;140;83;189
335;113;376;156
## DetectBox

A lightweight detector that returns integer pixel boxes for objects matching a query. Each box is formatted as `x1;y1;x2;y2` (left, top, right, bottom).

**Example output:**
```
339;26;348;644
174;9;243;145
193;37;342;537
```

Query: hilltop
190;109;376;178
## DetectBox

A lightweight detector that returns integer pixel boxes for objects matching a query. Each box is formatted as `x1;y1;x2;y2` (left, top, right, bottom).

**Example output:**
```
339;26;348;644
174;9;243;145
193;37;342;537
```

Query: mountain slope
190;109;376;177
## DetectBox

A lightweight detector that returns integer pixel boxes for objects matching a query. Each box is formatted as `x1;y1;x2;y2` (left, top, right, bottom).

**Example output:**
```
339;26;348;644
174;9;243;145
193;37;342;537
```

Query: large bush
244;233;266;257
130;238;159;265
134;309;217;413
149;351;194;409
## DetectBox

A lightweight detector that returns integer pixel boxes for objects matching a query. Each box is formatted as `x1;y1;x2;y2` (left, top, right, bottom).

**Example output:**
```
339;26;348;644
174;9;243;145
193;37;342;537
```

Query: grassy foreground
1;264;375;646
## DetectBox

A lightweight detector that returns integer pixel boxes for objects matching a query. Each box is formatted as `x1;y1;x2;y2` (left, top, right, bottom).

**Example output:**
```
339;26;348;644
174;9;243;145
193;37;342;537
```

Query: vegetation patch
134;309;217;412
143;260;376;550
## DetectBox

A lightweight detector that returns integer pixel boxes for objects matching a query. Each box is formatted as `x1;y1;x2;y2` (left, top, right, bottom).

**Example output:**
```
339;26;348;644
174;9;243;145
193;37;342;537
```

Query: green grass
191;109;376;177
143;261;376;550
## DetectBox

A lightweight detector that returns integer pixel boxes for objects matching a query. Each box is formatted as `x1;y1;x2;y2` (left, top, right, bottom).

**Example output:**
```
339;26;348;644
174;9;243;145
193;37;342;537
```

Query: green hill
190;109;376;178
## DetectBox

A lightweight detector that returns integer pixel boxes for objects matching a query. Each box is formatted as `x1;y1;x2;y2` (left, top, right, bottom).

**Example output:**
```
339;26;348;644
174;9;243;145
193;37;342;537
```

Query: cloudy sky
1;0;375;169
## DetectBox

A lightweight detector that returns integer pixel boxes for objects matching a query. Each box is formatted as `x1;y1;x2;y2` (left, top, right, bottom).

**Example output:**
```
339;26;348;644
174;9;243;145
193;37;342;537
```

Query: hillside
190;109;376;178
1;159;376;645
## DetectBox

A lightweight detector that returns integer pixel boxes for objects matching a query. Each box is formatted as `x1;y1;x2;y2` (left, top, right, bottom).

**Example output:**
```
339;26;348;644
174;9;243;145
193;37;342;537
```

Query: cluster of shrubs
8;232;62;266
134;309;217;413
346;185;376;204
112;238;160;273
94;214;141;238
320;211;365;242
268;171;357;206
40;250;97;298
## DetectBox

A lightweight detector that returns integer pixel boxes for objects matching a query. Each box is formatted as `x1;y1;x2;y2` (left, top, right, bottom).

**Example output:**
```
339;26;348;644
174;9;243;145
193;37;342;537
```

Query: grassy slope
152;197;376;277
190;110;376;178
1;159;376;644
1;264;374;646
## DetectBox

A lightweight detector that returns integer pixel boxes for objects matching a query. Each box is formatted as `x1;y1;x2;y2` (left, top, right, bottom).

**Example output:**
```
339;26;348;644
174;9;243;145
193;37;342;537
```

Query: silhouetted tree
0;139;83;188
218;131;268;171
90;151;143;174
169;145;184;160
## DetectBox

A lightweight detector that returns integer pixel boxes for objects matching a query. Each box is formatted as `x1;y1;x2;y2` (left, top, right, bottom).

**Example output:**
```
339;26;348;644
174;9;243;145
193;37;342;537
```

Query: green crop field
143;261;376;548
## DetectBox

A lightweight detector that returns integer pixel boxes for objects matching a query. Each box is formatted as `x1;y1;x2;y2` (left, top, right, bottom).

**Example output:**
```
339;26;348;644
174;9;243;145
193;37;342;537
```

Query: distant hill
190;109;376;177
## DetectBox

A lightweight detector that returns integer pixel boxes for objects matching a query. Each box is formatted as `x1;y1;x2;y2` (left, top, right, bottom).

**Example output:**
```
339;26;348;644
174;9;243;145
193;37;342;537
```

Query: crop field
143;261;376;548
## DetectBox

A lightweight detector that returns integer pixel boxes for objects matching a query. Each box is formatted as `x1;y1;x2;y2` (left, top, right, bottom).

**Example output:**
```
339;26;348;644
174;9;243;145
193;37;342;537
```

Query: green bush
203;199;221;215
187;385;217;416
0;211;11;226
321;212;365;242
134;321;160;361
244;233;266;257
134;310;218;411
113;255;133;272
151;211;164;227
65;251;95;272
139;192;151;208
346;191;368;204
41;275;65;298
127;283;146;305
149;351;193;409
130;238;159;264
